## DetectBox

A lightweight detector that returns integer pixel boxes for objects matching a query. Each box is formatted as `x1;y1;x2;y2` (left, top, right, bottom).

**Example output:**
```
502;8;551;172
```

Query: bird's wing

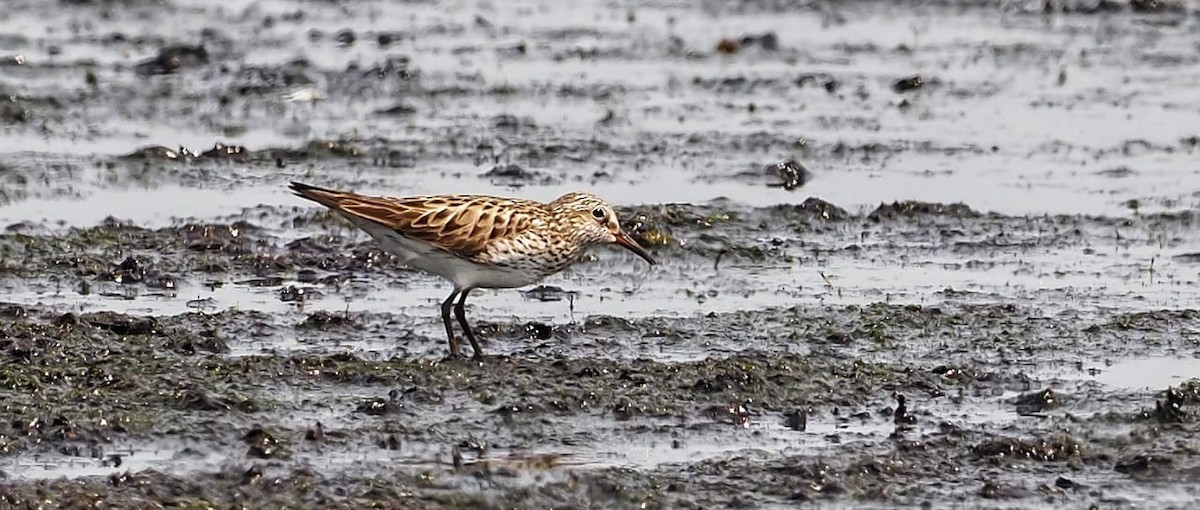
290;182;538;259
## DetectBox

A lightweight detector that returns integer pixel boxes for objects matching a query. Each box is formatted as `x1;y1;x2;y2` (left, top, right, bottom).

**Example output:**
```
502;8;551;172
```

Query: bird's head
550;192;656;265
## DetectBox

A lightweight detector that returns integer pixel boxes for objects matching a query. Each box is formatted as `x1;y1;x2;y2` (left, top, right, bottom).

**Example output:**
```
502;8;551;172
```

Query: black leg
441;289;461;357
453;288;483;359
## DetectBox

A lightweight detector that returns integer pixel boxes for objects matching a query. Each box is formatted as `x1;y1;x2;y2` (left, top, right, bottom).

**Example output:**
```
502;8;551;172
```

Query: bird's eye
591;207;606;220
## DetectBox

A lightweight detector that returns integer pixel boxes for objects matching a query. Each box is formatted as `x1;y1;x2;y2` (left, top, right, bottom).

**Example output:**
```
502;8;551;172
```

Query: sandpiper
289;182;656;359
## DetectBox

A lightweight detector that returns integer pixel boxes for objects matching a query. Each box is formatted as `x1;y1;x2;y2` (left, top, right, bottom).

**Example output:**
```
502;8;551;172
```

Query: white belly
347;214;545;289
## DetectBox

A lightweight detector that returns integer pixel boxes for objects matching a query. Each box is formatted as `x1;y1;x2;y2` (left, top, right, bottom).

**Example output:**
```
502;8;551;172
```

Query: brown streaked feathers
290;181;539;262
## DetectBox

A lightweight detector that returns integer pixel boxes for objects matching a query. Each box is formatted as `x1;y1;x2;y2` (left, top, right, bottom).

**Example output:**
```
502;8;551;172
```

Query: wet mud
3;0;1200;508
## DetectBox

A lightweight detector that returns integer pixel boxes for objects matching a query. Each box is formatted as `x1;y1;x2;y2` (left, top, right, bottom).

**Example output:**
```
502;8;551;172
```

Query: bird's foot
437;350;467;364
433;346;485;364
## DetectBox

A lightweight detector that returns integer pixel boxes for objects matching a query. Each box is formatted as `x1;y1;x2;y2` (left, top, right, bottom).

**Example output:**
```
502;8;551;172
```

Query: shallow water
1093;356;1200;390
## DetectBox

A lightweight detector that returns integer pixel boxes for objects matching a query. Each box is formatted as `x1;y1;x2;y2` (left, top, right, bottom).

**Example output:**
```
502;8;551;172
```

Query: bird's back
294;183;551;253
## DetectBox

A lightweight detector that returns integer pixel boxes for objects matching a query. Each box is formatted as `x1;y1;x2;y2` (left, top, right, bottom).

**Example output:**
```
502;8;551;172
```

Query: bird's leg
453;288;483;359
441;289;462;358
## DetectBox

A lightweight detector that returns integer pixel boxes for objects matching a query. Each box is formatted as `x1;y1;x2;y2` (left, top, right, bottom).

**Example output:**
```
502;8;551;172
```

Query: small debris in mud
1114;454;1172;476
739;32;779;51
613;400;636;421
892;75;925;93
790;197;850;221
176;387;242;412
1010;388;1059;416
1045;0;1123;13
458;436;486;454
243;427;286;459
0;303;28;319
377;31;400;47
334;29;356;46
765;159;813;191
979;481;1027;499
1096;166;1136;178
620;213;677;248
121;145;188;161
83;311;158;336
1;103;30;123
795;73;840;93
357;389;403;416
241;465;265;484
239;277;286;287
199;143;249;161
893;394;916;426
280;285;322;303
973;435;1081;462
451;446;467;471
492;114;536;130
715;38;740;55
494;401;549;418
298;311;356;329
1150;386;1187;423
164;329;230;355
522;285;575;302
277;139;363;159
867;201;980;221
54;311;79;326
134;44;209;75
186;297;217;310
107;256;147;284
281;87;324;103
3;221;33;232
374;103;417;116
146;275;178;290
379;434;402;450
525;322;553;340
1054;476;1082;490
1129;0;1183;13
305;422;326;442
734;404;751;428
180;222;249;252
715;32;778;54
786;410;807;431
497;41;528;57
704;403;753;428
464;452;572;472
122;142;249;163
480;164;557;186
1171;252;1200;264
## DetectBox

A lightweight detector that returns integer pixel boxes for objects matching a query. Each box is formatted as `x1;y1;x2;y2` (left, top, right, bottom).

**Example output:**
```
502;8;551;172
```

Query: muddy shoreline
2;199;1199;508
3;0;1200;508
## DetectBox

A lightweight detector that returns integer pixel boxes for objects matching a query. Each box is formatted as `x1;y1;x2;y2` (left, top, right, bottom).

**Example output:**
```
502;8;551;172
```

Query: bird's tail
289;181;349;210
